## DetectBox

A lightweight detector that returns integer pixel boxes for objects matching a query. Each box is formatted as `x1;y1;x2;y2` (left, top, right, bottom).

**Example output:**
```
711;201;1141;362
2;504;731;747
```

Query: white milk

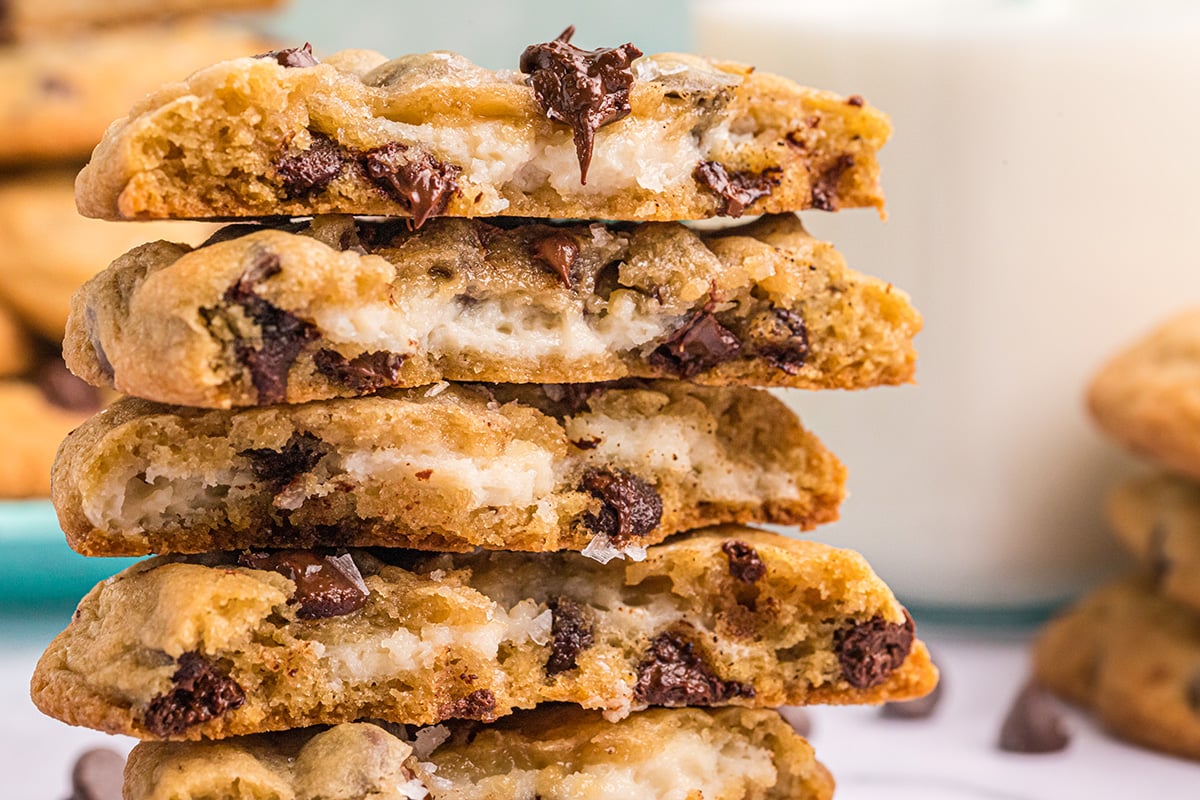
695;0;1200;609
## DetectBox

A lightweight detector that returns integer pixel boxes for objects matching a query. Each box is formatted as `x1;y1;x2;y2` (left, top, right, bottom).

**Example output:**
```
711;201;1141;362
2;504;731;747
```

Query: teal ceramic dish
0;500;139;608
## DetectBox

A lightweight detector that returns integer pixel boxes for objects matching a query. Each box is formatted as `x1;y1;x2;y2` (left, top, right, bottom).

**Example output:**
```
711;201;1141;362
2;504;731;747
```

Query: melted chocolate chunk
257;43;320;68
811;154;855;212
519;26;642;183
546;596;594;676
531;231;580;289
68;748;125;800
997;682;1071;753
362;143;460;229
440;689;497;721
634;630;754;706
142;652;245;737
721;540;767;584
834;613;915;689
84;306;114;381
224;252;318;405
648;310;742;379
36;359;102;413
579;467;662;545
240;431;326;484
694;161;782;217
238;550;368;619
747;307;809;375
882;676;944;719
276;134;346;197
312;349;406;394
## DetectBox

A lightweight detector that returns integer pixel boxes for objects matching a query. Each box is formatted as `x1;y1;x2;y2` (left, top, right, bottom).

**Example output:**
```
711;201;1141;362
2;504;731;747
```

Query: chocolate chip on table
240;431;327;485
531;231;580;289
648;309;742;379
721;540;766;584
810;154;855;212
36;358;102;413
362;143;461;229
997;681;1071;753
747;307;809;375
882;674;944;719
276;133;347;197
778;707;813;738
256;42;320;68
439;689;497;721
546;596;595;676
142;652;246;737
312;349;406;394
578;467;663;545
224;251;318;405
634;629;754;706
67;748;125;800
834;613;915;689
519;25;643;184
694;161;782;217
238;550;369;619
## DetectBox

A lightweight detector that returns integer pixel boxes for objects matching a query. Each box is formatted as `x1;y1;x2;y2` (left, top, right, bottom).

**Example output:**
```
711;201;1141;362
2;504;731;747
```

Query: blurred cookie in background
1;0;280;42
0;299;35;378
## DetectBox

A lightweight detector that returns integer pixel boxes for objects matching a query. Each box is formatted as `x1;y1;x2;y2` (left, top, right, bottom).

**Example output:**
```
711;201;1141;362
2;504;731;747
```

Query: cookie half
65;214;920;407
54;381;845;557
124;707;833;800
1033;576;1200;761
74;40;889;221
31;527;938;740
1088;309;1200;479
0;22;274;165
1108;474;1200;614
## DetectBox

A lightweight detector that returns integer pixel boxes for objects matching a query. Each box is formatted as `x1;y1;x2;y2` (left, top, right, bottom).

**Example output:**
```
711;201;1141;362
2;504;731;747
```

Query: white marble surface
4;617;1197;799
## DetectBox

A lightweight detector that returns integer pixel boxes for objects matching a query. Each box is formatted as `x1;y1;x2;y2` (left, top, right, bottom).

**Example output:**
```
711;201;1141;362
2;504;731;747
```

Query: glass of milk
694;0;1200;612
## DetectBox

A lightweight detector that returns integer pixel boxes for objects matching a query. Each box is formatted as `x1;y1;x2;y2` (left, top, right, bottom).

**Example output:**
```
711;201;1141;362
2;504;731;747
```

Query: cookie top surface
74;36;891;221
31;527;937;739
124;707;834;800
1089;309;1200;479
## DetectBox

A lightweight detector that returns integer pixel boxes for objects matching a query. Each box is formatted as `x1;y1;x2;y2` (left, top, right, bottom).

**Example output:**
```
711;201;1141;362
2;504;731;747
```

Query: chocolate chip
531;231;580;289
648;309;742;378
519;26;642;183
541;382;609;414
846;94;865;107
997;681;1071;754
439;689;497;721
312;349;406;394
746;307;809;375
834;613;915;689
721;540;766;584
142;652;245;737
634;629;754;706
240;432;327;484
276;134;347;198
811;154;855;212
257;43;320;68
224;252;318;405
84;306;114;382
67;748;124;800
546;596;594;676
882;676;943;719
778;707;812;738
238;550;368;619
362;143;460;229
579;467;662;545
694;161;782;217
36;358;102;413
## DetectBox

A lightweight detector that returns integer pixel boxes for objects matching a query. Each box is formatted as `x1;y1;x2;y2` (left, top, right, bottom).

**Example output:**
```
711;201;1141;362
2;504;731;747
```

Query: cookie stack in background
32;30;937;799
1034;311;1200;761
0;0;285;497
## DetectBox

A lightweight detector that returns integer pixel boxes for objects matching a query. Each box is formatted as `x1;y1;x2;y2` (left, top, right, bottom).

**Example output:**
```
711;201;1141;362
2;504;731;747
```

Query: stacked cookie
1035;310;1200;760
32;31;937;799
0;0;282;496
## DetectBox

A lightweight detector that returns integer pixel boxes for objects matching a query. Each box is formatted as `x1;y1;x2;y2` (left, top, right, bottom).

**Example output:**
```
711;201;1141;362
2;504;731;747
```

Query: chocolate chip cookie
1033;576;1200;761
74;36;890;221
31;528;938;740
54;381;845;557
0;21;274;165
1088;309;1200;480
124;707;834;800
1107;473;1200;614
1;0;279;42
0;171;216;340
65;214;920;407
